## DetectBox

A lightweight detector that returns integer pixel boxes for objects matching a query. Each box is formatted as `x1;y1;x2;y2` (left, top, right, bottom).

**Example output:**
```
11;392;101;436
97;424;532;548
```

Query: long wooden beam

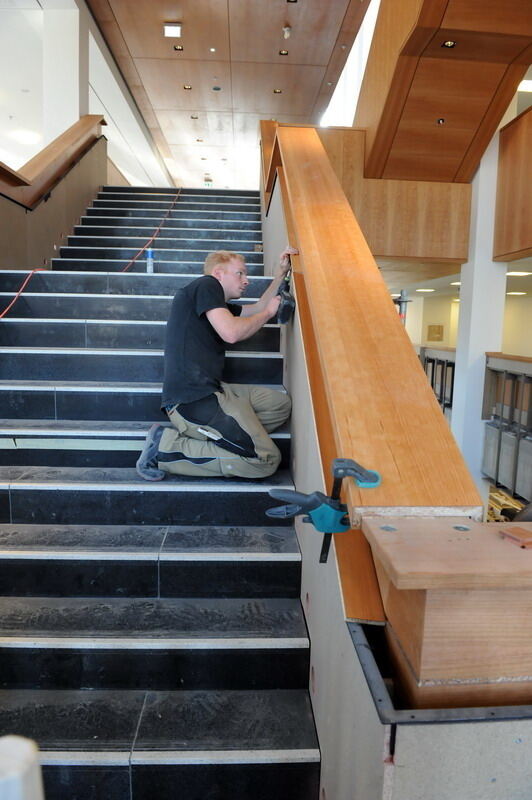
273;125;482;619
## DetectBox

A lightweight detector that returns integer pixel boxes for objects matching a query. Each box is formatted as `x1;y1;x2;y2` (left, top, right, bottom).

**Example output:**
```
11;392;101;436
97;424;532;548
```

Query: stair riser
0;648;308;691
0;558;299;598
59;247;264;263
0;352;282;384
0;437;290;469
68;237;263;251
50;259;265;274
0;387;169;421
41;762;319;800
0;320;280;352
0;488;290;527
100;187;260;197
0;272;269;296
98;193;260;207
87;207;262;221
93;201;260;214
81;217;262;231
73;227;262;241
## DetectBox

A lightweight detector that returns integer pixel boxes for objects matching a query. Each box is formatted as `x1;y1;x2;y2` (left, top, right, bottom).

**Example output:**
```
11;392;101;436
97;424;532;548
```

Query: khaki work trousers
158;382;291;479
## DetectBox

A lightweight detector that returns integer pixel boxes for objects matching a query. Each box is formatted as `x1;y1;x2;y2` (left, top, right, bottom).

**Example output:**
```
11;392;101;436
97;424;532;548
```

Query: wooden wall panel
316;127;471;262
493;107;532;262
354;0;531;182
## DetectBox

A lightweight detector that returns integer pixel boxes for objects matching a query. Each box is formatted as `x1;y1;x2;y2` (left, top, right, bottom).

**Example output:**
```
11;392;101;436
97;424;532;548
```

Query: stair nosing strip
0;347;281;359
39;748;320;766
0;550;299;561
4;480;292;492
130;749;321;765
0;636;309;649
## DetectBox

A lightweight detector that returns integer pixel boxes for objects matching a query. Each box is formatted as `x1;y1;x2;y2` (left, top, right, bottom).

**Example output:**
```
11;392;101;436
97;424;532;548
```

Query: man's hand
277;246;298;278
266;294;281;318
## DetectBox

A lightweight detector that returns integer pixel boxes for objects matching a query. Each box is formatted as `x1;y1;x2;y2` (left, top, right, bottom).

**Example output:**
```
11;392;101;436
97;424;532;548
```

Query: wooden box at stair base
362;518;532;709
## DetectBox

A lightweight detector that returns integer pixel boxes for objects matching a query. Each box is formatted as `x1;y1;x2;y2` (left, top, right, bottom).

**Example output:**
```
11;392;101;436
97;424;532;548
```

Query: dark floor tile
0;558;158;597
134;690;318;751
0;689;144;750
43;765;131;800
0;648;308;691
159;560;300;598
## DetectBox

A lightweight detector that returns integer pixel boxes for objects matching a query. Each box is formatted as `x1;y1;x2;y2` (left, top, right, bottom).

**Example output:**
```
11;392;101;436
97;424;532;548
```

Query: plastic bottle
146;248;154;274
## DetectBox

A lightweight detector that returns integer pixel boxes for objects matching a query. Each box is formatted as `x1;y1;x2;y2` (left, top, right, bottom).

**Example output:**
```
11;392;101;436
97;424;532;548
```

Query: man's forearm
242;272;285;317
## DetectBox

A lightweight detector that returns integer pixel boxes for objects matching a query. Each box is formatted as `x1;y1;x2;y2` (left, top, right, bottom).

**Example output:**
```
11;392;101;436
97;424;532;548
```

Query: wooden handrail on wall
0;115;106;210
264;124;483;622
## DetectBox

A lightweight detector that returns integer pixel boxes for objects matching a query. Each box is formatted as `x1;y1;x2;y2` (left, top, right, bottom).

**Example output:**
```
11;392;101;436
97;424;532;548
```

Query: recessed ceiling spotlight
279;50;289;56
209;47;216;52
173;45;183;51
287;0;297;3
283;24;292;39
212;86;221;91
327;81;333;86
437;118;445;125
452;298;460;302
273;88;282;94
442;40;456;48
450;281;461;286
391;293;401;298
190;114;199;119
507;291;527;296
183;85;192;90
507;271;532;276
164;22;182;37
415;288;435;293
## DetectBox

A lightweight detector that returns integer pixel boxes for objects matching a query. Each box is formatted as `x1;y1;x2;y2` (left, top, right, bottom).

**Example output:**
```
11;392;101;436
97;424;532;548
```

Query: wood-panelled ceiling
355;0;532;183
86;0;370;188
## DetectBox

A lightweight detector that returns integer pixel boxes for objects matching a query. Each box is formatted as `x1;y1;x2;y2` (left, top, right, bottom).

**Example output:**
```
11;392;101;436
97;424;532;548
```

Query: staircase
0;187;320;799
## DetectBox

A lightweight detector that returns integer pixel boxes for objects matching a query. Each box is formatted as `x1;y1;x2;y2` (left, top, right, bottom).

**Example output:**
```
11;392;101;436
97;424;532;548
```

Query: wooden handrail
0;115;106;210
266;125;483;621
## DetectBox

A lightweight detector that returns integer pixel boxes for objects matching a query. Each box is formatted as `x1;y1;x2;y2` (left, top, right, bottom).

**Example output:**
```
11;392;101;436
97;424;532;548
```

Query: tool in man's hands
266;458;381;563
276;248;296;324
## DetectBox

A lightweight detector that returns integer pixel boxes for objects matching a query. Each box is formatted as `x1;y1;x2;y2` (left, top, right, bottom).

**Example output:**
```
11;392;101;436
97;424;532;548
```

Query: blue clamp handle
333;458;381;489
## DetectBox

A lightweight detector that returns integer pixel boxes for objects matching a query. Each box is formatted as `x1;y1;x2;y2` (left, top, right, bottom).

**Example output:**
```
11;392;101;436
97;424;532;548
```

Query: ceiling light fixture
287;0;298;3
209;47;216;52
507;292;527;296
283;25;292;39
164;22;182;37
212;86;221;91
279;50;288;56
452;298;460;302
190;114;199;119
507;271;531;276
183;85;192;90
518;80;532;92
441;40;456;48
173;45;183;51
415;288;435;293
196;138;203;142
437;118;445;125
273;88;282;94
450;281;461;286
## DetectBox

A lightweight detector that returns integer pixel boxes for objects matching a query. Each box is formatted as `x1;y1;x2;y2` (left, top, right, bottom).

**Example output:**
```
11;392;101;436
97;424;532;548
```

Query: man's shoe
136;424;165;481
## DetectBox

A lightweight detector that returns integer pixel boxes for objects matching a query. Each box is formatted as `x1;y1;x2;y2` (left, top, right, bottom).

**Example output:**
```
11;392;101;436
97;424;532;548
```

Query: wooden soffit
355;0;532;183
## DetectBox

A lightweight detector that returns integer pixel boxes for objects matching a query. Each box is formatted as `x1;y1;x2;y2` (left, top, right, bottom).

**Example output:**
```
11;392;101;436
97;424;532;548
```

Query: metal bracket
266;457;381;563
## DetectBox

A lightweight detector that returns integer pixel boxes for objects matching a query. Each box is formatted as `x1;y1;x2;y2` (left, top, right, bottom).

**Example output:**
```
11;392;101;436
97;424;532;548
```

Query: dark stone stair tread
0;523;167;552
0;465;292;487
0;689;144;752
134;690;318;753
0;596;306;639
0;689;318;756
0;523;298;555
0;417;287;437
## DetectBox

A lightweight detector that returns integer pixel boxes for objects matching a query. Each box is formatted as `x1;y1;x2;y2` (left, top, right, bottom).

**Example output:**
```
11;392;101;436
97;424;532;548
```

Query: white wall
420;294;532;356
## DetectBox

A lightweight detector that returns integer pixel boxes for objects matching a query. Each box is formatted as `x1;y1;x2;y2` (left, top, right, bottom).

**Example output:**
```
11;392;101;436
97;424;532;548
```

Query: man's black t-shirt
161;275;241;407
